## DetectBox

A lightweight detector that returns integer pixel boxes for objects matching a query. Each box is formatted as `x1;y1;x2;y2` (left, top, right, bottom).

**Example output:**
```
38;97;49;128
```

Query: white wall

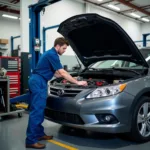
20;0;38;53
41;0;142;55
141;23;150;35
41;0;85;55
0;12;20;56
90;4;142;41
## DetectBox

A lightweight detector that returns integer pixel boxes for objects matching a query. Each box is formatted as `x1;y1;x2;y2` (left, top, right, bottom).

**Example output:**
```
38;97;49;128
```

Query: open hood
58;13;148;67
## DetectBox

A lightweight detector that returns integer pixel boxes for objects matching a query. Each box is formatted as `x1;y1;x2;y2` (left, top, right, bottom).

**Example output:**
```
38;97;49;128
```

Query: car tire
130;96;150;143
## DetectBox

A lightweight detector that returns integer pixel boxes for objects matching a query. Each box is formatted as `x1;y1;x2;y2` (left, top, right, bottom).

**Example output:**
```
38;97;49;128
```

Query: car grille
49;86;83;97
45;108;84;125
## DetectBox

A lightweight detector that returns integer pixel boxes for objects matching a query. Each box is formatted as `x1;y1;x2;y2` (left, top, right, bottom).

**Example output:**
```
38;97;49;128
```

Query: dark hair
54;37;69;47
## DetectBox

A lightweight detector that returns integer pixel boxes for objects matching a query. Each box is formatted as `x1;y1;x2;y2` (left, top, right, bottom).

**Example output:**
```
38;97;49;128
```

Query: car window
90;48;150;69
93;60;123;68
92;60;139;69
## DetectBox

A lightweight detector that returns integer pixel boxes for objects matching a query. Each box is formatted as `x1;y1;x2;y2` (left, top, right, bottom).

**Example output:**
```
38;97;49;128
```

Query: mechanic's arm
56;69;87;86
54;71;62;78
47;55;87;86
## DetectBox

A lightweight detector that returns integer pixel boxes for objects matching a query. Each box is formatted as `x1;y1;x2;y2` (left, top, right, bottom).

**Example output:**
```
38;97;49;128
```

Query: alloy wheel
137;102;150;137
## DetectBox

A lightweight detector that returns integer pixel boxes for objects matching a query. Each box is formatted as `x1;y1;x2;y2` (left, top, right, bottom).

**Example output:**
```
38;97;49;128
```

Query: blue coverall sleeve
47;55;63;71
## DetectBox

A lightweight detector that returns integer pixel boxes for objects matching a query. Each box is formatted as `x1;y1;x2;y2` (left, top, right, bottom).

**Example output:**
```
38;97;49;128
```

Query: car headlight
86;84;127;99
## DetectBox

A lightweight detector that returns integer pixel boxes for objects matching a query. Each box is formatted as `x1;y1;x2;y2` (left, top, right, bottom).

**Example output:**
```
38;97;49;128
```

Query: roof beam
10;0;20;4
1;5;8;9
10;0;17;3
14;0;20;4
0;0;19;9
99;0;114;6
114;0;134;5
0;6;20;14
114;0;150;16
84;0;144;23
121;4;150;13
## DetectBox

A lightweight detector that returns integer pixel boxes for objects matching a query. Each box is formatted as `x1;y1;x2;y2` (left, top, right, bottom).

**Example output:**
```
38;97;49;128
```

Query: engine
61;77;108;86
51;75;124;88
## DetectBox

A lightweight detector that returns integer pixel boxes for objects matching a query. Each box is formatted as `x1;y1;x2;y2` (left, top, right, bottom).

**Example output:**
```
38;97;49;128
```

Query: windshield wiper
111;67;141;75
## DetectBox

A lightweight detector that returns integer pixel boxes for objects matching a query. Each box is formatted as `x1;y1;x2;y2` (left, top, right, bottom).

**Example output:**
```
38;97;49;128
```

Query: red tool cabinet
0;56;21;98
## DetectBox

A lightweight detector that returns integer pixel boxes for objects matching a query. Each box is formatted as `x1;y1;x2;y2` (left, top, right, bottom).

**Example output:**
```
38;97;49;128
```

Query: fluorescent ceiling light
2;14;18;19
97;0;103;2
142;18;150;22
130;13;141;18
108;4;120;11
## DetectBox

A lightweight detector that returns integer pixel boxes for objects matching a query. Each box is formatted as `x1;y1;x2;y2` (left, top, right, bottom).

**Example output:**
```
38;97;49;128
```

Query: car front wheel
130;96;150;142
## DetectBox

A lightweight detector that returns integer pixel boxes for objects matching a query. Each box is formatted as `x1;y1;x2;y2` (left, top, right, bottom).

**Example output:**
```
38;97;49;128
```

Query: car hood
58;13;149;67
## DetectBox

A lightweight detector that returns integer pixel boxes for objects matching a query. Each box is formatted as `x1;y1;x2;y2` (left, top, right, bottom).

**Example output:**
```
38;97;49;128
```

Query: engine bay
50;71;129;88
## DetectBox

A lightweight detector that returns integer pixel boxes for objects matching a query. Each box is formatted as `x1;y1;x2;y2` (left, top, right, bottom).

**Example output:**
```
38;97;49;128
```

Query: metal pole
143;33;150;47
29;7;33;75
13;36;21;39
43;27;46;53
10;36;13;52
43;24;59;53
10;35;21;55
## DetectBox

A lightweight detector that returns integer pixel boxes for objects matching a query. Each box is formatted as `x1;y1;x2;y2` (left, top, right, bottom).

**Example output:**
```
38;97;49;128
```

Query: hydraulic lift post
11;35;21;52
143;33;150;47
10;0;61;104
43;24;59;53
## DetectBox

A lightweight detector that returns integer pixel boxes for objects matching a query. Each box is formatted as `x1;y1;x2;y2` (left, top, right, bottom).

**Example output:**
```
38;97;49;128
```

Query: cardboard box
0;39;8;44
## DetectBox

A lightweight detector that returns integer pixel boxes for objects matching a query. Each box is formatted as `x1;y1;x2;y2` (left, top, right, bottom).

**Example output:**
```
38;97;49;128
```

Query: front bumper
45;91;134;133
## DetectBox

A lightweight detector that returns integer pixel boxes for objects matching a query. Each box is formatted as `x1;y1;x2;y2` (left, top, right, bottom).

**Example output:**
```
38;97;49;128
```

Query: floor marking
47;139;78;150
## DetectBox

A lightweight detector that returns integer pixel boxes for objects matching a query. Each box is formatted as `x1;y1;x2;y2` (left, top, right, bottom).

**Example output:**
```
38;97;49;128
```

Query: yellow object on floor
15;103;28;109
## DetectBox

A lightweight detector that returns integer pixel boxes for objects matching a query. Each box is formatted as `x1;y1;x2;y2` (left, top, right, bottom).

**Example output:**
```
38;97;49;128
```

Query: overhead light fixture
130;13;141;18
97;0;103;2
2;14;18;19
108;4;120;11
142;18;150;22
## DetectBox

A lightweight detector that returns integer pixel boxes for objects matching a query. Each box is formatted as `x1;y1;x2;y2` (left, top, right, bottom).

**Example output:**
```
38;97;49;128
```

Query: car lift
134;33;150;47
143;33;150;47
11;35;21;52
10;0;61;104
43;24;59;53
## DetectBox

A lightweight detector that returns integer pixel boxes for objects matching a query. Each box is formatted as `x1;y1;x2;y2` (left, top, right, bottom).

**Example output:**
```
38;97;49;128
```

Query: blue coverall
26;47;63;144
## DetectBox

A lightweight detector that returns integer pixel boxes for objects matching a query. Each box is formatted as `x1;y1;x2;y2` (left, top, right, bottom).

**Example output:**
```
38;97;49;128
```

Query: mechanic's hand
76;81;88;86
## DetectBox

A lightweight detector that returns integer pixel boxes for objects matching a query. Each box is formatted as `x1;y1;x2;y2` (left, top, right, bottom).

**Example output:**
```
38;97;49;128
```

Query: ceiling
0;0;150;23
84;0;150;23
0;0;20;15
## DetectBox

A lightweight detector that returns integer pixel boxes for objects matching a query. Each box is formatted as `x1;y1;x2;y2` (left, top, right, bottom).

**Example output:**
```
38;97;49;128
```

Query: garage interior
0;0;150;150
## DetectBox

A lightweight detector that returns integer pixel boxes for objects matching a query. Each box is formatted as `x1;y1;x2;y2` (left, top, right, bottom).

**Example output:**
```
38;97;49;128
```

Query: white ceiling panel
132;0;150;7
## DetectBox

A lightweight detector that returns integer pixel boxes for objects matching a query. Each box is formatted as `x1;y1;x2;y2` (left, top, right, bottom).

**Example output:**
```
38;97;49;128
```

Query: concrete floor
0;113;150;150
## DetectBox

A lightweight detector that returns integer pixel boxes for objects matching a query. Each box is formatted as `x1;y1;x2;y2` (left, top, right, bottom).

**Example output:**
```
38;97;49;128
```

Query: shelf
0;43;7;45
0;49;8;50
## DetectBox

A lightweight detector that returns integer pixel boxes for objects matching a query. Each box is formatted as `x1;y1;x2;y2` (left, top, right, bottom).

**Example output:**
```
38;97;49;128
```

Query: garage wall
20;0;37;53
141;23;150;35
0;12;20;56
41;0;85;56
89;4;142;41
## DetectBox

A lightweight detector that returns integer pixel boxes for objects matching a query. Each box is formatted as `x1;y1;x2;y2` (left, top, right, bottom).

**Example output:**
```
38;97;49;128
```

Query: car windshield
90;48;150;69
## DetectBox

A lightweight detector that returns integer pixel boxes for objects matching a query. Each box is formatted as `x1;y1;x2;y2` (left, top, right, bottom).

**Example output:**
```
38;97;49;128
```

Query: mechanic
25;37;88;149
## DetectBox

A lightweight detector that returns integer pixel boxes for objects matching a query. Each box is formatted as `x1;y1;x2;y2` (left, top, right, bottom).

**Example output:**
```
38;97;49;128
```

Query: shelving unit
0;38;9;56
0;76;24;120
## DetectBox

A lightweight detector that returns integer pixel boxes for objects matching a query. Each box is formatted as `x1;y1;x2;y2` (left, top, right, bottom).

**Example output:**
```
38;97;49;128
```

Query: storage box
0;39;8;44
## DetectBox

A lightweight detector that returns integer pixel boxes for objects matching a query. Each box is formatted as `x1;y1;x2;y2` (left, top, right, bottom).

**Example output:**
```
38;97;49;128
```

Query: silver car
45;13;150;142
